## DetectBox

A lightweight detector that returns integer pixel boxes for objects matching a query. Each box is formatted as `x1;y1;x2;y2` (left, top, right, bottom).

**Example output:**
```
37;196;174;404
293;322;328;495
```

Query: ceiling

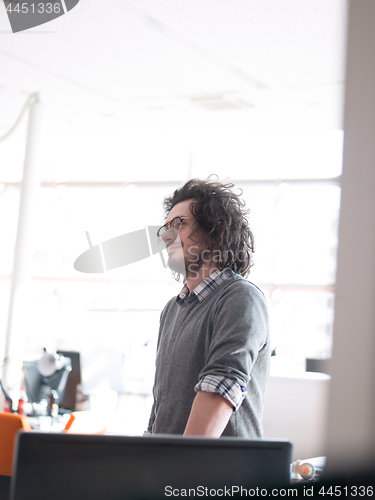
0;0;348;136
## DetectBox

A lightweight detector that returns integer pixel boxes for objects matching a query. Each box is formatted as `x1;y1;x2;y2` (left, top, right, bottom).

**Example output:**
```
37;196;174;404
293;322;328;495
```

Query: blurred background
0;0;347;437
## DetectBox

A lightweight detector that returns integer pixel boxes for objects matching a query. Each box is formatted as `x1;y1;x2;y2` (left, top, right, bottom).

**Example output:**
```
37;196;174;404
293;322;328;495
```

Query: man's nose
162;227;177;244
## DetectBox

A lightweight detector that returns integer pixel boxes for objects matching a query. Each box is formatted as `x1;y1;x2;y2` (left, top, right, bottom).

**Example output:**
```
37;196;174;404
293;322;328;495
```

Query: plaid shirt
177;268;247;411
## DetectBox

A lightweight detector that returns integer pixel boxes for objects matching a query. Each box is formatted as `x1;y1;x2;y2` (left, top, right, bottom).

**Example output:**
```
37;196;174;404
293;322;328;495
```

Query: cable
0;92;39;142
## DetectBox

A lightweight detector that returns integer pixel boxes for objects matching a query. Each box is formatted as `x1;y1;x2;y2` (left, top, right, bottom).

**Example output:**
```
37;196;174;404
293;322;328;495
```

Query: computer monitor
56;350;81;411
11;432;292;500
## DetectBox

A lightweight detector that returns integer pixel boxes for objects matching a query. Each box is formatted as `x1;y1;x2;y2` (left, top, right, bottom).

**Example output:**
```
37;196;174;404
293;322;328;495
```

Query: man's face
161;199;202;277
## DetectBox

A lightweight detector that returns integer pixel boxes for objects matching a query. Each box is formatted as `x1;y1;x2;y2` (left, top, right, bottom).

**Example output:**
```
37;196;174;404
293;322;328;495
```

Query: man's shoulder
220;273;266;301
161;295;177;313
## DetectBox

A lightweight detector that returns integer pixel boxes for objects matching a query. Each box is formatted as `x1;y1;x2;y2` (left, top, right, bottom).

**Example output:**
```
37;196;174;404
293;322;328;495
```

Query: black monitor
11;432;292;500
56;350;81;411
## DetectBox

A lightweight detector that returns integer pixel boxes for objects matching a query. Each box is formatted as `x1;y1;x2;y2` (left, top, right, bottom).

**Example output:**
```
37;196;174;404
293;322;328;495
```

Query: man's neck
185;263;218;293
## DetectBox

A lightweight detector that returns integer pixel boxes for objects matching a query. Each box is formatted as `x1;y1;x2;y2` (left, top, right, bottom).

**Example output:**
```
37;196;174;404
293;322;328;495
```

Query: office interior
0;0;374;490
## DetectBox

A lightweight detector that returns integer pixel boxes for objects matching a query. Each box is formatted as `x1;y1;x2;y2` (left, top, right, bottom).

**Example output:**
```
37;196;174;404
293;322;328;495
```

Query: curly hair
163;177;254;277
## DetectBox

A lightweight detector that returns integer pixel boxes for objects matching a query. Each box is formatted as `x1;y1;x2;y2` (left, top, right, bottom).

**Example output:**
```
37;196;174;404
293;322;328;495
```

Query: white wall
263;372;330;462
325;0;375;475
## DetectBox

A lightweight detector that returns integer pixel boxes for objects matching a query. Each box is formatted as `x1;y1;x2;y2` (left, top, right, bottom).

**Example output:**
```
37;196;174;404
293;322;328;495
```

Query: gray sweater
147;272;270;437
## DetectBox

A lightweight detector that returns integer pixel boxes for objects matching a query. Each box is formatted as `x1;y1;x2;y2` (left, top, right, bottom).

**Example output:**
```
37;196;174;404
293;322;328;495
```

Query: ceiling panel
0;0;348;134
123;0;348;87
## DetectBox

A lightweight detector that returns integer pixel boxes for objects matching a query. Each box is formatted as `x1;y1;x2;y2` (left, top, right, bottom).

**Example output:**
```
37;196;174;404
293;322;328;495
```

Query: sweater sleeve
146;399;156;433
198;279;269;387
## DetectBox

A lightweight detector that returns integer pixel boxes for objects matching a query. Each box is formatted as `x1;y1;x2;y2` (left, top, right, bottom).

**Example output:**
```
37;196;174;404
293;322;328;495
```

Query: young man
147;178;270;438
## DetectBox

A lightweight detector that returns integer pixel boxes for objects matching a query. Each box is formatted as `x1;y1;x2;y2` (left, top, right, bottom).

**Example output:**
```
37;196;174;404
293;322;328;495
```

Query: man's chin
167;256;187;276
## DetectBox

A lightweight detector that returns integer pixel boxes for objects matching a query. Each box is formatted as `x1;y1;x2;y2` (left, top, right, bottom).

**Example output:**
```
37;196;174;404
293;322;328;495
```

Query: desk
27;414;70;432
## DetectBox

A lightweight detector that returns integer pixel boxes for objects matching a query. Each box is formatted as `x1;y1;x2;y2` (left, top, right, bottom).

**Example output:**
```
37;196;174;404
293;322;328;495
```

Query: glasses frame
157;217;193;238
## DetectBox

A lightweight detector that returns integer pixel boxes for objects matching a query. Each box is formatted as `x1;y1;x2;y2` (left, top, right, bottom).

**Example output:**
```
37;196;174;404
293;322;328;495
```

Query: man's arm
183;391;233;437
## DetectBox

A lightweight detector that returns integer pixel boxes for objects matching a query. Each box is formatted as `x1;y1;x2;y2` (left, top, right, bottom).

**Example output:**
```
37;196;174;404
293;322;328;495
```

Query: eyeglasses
157;217;193;238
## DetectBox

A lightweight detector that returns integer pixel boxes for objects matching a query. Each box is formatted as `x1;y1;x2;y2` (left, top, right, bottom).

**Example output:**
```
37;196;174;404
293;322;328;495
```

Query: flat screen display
11;432;292;500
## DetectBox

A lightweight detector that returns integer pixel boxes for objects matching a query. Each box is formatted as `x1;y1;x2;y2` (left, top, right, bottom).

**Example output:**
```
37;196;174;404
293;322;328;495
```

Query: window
0;125;342;432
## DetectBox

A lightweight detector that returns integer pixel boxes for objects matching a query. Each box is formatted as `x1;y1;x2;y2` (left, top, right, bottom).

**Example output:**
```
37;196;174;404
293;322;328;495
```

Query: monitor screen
11;432;292;500
57;350;81;411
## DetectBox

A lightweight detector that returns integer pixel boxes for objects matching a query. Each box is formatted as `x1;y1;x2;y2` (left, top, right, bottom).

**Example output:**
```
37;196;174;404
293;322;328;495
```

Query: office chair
0;412;31;477
0;411;31;499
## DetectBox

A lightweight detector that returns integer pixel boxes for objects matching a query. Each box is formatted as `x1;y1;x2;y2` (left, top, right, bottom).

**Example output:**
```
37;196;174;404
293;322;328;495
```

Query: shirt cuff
194;375;247;412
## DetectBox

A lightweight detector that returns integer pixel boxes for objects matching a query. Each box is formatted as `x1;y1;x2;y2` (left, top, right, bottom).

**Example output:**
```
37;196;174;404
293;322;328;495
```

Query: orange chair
63;411;107;435
0;411;106;478
0;412;31;477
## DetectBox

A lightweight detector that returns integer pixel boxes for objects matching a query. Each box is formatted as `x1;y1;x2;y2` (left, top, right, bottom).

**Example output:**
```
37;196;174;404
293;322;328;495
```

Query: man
147;178;270;438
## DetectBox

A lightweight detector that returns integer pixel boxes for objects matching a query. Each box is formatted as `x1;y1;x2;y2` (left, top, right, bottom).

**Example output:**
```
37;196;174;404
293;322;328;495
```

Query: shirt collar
176;268;233;304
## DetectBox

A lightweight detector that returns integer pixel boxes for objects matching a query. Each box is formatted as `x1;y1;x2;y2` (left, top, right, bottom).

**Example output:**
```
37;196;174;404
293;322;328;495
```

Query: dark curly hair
163;177;254;278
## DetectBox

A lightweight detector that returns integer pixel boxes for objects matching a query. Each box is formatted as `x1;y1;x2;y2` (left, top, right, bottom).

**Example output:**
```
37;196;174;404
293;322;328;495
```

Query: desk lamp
23;351;72;416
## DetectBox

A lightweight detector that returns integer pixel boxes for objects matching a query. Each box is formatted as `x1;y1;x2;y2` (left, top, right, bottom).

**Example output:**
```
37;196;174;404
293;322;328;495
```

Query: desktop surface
11;432;292;500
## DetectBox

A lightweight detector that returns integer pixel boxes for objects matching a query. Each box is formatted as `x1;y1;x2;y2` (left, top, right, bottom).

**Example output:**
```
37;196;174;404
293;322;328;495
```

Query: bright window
0;127;342;432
